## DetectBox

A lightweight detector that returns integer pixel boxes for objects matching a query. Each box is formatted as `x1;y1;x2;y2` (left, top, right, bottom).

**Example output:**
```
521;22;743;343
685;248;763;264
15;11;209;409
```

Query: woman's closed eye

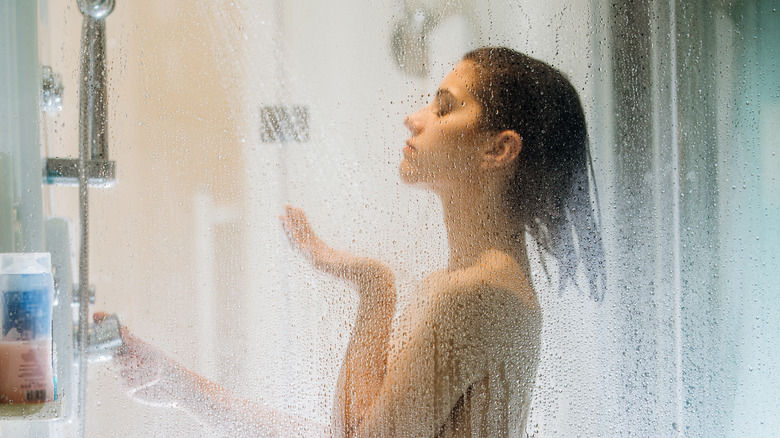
433;89;458;117
435;97;453;117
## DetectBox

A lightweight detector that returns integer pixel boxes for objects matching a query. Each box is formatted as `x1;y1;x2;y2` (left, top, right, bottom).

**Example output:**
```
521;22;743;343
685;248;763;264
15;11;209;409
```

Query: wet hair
463;47;605;300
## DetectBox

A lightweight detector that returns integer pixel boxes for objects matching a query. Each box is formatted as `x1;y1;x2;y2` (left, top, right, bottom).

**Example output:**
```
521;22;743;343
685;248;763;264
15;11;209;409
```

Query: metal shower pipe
75;0;115;436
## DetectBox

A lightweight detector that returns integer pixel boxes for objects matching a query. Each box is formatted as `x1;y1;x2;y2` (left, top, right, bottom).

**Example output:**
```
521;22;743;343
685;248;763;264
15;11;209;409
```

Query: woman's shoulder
425;251;538;312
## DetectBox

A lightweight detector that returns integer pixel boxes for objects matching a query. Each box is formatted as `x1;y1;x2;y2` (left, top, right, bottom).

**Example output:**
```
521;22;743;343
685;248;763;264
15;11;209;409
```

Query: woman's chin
398;162;416;184
399;161;437;189
399;168;423;186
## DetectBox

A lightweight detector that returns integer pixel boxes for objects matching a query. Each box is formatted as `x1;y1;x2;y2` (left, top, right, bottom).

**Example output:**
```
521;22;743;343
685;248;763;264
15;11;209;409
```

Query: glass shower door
4;0;776;436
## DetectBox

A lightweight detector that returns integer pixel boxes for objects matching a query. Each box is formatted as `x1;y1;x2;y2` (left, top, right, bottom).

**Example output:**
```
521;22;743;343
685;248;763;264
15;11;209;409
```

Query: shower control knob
87;313;122;362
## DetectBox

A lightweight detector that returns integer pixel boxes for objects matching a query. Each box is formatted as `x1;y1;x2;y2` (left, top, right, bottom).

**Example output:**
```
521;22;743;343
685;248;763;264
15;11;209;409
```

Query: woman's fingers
281;205;326;258
90;315;185;407
281;205;371;280
114;335;179;402
285;206;317;245
93;311;109;323
90;318;160;388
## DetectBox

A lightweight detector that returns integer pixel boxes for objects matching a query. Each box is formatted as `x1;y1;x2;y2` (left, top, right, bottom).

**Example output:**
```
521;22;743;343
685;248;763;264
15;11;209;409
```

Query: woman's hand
93;312;190;409
280;205;394;300
280;205;349;276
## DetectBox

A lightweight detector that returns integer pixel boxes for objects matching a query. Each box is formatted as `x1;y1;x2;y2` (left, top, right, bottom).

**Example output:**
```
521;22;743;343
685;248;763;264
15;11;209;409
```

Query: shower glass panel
8;0;774;436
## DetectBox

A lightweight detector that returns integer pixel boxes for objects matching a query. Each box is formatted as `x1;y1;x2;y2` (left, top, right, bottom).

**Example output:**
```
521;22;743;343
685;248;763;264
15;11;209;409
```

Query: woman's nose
404;110;423;135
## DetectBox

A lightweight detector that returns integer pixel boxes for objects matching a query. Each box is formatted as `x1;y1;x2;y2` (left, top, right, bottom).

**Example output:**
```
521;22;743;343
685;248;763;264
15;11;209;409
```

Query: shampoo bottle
0;253;55;406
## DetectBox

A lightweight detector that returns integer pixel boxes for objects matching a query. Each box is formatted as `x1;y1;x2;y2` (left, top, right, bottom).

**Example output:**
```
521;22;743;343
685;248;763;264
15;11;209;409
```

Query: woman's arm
100;204;395;437
280;206;396;437
281;208;520;437
331;261;395;437
97;313;329;437
176;364;328;437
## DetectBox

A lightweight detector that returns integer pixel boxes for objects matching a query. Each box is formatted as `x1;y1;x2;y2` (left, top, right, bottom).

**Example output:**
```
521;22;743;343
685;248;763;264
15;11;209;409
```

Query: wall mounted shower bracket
71;283;96;305
44;157;115;187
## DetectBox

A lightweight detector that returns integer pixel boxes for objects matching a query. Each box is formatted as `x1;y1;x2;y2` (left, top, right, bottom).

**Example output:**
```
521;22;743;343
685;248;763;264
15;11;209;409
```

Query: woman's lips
403;140;416;156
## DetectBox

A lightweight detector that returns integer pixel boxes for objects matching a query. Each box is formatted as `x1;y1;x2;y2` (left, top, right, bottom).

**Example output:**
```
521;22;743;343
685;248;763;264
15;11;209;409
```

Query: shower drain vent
259;105;310;143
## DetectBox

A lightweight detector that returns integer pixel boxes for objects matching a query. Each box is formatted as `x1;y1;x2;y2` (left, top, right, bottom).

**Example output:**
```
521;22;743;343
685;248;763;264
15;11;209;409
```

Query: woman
105;46;603;437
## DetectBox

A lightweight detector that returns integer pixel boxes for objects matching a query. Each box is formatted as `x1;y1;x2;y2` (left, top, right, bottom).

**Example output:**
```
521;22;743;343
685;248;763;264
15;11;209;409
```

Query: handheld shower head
390;9;436;77
390;0;476;77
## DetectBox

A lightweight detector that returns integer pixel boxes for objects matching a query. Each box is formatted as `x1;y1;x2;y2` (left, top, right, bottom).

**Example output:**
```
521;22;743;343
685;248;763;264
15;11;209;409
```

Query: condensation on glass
3;0;774;437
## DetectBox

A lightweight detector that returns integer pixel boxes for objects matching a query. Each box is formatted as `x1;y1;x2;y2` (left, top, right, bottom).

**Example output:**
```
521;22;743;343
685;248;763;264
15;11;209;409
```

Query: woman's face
400;60;489;191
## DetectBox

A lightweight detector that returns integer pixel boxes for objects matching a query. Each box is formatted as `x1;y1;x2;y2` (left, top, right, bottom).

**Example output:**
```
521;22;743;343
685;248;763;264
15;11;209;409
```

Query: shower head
390;0;475;77
391;9;436;77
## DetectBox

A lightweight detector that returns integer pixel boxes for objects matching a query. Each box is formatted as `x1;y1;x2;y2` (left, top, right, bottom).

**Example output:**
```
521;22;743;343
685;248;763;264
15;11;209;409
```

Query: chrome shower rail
74;1;115;437
44;0;116;187
42;1;119;434
78;0;112;162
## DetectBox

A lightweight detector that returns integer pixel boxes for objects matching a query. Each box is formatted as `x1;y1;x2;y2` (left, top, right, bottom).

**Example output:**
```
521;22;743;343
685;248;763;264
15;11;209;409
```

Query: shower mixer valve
86;313;122;363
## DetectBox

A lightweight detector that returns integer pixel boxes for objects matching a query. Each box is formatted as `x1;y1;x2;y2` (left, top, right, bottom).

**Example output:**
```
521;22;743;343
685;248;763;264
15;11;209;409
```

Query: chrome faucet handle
87;313;122;362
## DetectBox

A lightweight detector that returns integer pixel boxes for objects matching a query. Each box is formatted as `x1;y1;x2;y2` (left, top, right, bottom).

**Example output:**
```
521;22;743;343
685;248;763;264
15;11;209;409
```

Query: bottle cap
0;253;52;276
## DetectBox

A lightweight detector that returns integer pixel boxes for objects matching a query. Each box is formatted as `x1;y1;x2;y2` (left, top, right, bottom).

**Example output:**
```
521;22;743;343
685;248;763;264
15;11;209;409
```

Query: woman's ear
483;130;522;170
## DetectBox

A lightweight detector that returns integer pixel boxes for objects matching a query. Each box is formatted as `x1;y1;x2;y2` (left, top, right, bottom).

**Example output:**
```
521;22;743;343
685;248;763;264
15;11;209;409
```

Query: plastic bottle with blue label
0;253;55;405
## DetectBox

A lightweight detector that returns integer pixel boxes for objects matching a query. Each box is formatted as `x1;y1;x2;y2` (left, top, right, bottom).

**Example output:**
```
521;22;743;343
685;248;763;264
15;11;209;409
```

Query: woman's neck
438;186;528;273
